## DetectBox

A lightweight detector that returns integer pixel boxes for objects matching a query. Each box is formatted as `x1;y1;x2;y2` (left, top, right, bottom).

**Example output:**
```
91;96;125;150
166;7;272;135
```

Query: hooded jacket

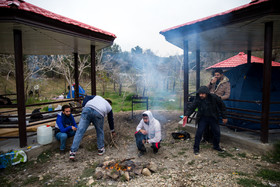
55;112;77;133
136;111;161;143
185;86;227;123
207;75;230;100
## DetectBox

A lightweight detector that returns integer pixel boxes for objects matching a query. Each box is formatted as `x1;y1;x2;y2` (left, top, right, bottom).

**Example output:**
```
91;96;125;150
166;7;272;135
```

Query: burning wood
94;158;156;181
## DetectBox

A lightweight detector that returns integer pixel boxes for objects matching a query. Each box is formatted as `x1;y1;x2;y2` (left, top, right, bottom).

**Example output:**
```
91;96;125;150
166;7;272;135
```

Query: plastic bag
0;150;27;168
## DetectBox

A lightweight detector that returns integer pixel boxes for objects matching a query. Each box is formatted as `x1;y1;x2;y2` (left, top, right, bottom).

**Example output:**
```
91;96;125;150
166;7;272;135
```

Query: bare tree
48;54;90;98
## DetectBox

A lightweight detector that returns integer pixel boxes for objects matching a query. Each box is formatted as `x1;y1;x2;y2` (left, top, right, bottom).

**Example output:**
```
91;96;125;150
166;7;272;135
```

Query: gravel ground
1;110;279;187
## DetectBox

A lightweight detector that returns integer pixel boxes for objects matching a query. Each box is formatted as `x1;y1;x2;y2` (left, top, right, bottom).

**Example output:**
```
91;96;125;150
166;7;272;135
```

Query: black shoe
214;147;224;153
201;139;207;144
153;149;158;154
60;150;66;155
194;150;199;155
138;151;146;157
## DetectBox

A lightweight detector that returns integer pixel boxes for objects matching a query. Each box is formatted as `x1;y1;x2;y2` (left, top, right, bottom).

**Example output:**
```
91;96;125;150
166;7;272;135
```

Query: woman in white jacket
135;111;161;157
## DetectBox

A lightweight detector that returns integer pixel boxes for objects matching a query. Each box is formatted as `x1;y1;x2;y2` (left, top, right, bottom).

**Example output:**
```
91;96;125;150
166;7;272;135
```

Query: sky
25;0;250;57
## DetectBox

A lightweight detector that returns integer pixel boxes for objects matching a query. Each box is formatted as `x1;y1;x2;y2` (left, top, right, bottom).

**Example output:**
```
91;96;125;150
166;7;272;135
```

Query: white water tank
37;125;53;145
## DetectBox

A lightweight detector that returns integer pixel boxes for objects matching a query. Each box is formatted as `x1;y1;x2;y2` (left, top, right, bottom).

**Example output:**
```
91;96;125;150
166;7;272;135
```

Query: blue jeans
55;130;76;151
71;107;104;152
194;116;220;151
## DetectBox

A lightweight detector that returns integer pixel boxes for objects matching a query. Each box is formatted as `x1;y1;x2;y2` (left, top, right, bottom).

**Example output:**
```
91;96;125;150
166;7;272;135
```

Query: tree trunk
179;92;182;109
173;79;176;92
119;83;122;96
113;81;116;92
142;86;146;97
102;81;106;96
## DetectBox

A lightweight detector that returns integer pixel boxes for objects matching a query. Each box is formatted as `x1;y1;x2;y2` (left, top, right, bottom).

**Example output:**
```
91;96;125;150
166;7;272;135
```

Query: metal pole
74;53;79;100
183;40;189;116
91;45;96;95
196;49;200;91
261;22;273;143
247;50;251;64
13;29;27;147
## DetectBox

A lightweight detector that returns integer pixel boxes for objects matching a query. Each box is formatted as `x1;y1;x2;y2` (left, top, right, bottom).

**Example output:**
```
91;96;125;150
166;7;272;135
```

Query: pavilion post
74;53;79;100
261;22;273;143
183;40;189;115
91;45;96;95
14;29;27;147
196;41;200;91
247;50;251;64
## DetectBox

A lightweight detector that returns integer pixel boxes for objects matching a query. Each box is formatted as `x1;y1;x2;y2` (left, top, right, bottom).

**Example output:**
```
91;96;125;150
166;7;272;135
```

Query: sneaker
98;147;105;156
194;150;199;155
69;151;76;160
214;147;225;153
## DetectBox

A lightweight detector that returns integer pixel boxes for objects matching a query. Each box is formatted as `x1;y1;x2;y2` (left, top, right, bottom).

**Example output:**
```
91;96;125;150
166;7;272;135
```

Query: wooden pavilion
160;0;280;143
0;0;116;147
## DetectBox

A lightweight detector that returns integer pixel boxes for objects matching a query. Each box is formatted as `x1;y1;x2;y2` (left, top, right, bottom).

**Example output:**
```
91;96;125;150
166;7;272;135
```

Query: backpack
30;108;43;121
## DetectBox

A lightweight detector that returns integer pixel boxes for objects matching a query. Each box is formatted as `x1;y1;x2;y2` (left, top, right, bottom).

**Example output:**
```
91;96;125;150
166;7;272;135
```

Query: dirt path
1;111;279;187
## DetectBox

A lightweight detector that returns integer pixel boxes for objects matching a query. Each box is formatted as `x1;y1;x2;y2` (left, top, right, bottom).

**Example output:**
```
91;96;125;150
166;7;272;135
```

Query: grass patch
172;154;178;158
1;160;35;176
217;151;234;158
40;174;52;184
37;150;53;163
178;151;185;155
85;143;98;152
158;167;167;172
160;142;171;147
47;177;70;187
256;169;280;182
23;176;39;185
237;152;246;158
188;160;195;165
262;141;280;163
0;176;13;187
237;178;268;187
120;174;127;182
233;171;248;176
80;163;98;179
200;144;212;149
160;175;170;179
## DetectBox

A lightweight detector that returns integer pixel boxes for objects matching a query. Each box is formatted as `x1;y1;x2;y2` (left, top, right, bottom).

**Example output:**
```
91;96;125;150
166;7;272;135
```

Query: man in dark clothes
184;86;228;155
55;105;77;154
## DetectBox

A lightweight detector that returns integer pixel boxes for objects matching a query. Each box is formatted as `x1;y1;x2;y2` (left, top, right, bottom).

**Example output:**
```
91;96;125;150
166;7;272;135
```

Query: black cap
197;86;210;94
214;69;223;75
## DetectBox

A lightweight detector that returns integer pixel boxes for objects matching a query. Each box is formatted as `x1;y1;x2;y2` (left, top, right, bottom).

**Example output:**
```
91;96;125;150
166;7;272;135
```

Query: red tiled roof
0;0;116;38
161;0;269;33
206;52;280;69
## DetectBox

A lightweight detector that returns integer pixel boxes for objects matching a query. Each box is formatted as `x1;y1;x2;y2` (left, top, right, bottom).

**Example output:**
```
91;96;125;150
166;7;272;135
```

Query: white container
37;125;53;145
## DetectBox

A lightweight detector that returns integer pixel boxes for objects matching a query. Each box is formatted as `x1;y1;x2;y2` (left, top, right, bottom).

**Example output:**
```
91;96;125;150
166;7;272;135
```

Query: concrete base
0;126;95;160
179;121;276;154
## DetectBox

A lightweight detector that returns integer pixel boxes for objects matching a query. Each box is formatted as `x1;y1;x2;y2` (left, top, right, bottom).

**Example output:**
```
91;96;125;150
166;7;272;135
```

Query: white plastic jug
37;125;53;145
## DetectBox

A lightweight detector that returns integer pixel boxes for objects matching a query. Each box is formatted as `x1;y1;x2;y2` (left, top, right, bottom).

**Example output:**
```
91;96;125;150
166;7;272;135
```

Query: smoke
126;48;183;111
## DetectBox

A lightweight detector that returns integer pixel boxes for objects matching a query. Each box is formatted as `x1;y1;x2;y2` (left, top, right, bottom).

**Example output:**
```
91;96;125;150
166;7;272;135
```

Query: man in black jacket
184;86;228;155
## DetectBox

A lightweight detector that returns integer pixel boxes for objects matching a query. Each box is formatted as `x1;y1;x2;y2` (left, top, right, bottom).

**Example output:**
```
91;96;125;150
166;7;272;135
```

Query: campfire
94;158;157;181
104;160;134;172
